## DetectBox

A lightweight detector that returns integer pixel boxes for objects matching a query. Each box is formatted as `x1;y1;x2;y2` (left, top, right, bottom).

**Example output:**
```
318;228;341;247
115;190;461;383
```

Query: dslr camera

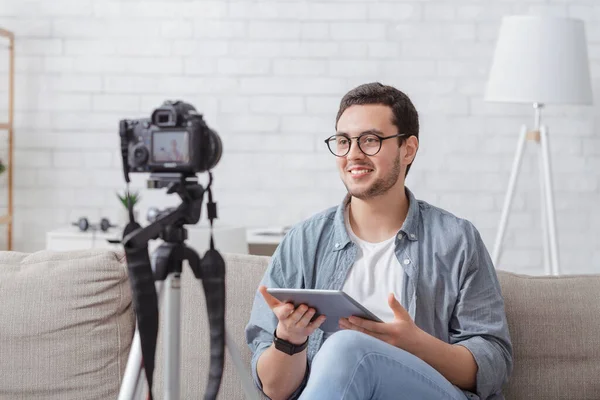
120;100;222;176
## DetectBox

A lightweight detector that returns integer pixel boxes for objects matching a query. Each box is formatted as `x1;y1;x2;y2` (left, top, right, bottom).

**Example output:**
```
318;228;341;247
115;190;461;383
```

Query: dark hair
335;82;419;176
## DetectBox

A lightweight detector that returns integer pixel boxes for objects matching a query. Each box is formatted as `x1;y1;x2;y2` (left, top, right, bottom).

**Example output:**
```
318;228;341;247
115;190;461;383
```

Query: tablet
267;288;383;333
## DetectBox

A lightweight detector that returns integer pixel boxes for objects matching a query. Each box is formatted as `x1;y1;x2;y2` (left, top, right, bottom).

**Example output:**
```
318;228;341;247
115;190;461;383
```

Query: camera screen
152;130;189;164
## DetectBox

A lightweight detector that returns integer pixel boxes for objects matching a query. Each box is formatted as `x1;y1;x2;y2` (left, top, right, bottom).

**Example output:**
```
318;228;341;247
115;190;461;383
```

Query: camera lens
204;128;222;171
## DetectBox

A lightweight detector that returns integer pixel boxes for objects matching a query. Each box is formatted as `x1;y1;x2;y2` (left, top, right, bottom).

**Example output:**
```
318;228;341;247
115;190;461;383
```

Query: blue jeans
298;330;469;400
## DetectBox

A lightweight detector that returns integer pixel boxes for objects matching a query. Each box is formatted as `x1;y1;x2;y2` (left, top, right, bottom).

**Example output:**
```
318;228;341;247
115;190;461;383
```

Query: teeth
350;169;372;175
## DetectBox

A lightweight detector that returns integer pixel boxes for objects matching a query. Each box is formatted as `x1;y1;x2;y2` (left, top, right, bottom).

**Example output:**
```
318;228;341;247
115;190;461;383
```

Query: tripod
117;174;259;400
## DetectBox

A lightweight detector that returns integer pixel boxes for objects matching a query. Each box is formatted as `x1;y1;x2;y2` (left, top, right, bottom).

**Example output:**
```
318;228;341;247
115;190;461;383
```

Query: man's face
335;104;406;200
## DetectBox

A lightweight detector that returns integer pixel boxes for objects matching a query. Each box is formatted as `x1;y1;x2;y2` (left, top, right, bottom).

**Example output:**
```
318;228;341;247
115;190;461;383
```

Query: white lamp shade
485;16;593;105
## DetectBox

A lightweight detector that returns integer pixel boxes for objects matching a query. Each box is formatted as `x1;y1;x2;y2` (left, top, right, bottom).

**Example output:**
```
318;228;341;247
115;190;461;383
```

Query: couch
0;249;599;399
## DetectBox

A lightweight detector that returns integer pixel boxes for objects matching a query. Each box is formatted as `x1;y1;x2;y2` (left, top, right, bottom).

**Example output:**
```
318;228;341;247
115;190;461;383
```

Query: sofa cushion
159;255;600;400
0;250;135;400
498;270;600;400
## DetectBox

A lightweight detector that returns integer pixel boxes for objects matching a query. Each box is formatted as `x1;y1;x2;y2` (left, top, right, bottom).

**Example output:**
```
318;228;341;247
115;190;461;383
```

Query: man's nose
346;139;365;161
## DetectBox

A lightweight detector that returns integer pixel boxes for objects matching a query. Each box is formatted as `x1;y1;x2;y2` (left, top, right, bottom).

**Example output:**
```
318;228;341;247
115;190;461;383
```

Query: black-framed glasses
324;133;407;157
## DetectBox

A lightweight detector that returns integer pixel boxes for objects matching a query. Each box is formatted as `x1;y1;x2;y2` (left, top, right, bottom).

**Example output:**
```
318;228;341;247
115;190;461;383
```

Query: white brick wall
0;0;599;274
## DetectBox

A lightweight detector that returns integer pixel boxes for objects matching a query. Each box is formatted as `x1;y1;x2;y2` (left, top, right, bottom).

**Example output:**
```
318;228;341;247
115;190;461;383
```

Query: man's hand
259;285;327;345
339;293;424;354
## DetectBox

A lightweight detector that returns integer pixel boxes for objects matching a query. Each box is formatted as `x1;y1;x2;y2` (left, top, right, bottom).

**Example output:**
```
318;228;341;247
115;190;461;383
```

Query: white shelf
246;227;288;245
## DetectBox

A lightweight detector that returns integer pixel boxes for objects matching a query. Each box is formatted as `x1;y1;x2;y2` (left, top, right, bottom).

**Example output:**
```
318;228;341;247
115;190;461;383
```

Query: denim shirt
245;188;513;400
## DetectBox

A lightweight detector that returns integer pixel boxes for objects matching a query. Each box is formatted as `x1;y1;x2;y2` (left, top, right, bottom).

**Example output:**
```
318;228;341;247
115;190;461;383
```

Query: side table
46;225;249;255
246;227;287;256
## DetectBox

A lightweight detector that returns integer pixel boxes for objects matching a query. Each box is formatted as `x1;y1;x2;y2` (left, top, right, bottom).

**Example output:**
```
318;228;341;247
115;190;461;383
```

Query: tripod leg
164;273;181;400
493;125;528;267
540;126;560;275
119;282;164;400
118;327;145;400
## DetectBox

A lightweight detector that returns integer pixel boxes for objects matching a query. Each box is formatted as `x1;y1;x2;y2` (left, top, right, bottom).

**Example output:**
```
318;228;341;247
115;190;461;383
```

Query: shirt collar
332;187;420;252
401;187;420;241
332;195;352;252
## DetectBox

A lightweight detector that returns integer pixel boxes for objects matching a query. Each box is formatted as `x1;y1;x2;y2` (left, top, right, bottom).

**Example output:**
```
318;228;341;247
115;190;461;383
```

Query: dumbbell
72;217;117;232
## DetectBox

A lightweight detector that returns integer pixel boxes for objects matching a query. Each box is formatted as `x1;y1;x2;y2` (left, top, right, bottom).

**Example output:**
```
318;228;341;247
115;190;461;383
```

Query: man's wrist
273;327;309;355
410;327;431;361
275;325;307;346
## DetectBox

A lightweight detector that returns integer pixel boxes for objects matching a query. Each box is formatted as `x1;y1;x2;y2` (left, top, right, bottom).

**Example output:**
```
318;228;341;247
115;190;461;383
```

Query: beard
344;155;401;200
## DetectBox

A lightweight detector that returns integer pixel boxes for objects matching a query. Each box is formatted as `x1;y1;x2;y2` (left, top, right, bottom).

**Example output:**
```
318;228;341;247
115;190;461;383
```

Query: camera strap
122;187;159;400
206;172;218;247
200;172;228;398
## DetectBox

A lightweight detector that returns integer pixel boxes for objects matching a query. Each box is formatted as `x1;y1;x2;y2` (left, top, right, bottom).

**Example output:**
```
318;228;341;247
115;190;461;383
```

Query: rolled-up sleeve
449;227;513;400
245;255;282;394
244;250;309;399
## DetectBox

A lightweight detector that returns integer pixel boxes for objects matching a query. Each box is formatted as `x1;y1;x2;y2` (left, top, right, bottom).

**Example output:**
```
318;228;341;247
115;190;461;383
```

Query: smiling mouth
348;168;373;176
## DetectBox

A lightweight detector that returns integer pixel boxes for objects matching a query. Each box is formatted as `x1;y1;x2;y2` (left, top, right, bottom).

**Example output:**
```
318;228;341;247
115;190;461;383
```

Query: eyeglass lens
327;134;381;156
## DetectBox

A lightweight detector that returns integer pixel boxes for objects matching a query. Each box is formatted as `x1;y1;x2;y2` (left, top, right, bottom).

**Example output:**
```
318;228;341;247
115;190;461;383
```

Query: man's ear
402;136;419;165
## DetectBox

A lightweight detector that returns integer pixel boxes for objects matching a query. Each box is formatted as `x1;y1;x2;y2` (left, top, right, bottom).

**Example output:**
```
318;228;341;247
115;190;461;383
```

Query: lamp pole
492;103;560;276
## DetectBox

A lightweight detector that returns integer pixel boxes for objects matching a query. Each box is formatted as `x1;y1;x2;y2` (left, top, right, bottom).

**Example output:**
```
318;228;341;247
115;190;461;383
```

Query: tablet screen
267;288;383;332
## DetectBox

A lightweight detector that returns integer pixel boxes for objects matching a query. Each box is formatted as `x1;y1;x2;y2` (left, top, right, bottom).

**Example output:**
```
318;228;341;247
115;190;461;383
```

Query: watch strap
273;329;308;355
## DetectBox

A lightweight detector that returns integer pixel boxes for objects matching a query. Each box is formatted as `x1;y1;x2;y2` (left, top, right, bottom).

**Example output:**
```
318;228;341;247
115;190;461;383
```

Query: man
169;139;183;162
245;82;512;400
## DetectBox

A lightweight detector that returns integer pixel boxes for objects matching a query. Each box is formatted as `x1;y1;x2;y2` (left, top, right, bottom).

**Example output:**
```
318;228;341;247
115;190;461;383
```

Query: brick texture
0;0;598;275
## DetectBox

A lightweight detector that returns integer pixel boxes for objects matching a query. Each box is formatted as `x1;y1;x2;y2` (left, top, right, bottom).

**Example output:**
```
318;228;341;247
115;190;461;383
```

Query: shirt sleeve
449;225;514;400
244;247;309;399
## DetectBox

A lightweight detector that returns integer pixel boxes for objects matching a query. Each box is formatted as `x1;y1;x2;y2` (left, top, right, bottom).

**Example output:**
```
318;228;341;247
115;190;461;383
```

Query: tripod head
122;173;207;248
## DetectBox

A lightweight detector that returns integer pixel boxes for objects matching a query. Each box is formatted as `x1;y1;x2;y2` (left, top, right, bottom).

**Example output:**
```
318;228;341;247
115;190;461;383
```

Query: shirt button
403;259;410;265
397;233;403;240
410;233;416;239
335;243;340;248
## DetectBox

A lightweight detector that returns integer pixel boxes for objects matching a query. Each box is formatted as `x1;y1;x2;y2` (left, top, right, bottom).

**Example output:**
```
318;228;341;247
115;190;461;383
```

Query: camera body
120;101;222;176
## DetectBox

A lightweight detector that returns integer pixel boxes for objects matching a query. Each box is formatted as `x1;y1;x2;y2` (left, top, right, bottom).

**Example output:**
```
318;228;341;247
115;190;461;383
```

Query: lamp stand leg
493;125;528;267
538;138;551;274
539;126;560;275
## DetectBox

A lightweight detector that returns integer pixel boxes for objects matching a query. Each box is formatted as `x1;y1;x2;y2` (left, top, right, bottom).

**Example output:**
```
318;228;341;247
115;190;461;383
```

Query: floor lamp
485;16;593;276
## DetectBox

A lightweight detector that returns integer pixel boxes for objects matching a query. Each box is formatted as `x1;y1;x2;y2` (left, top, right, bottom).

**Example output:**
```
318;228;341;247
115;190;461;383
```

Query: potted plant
117;190;141;224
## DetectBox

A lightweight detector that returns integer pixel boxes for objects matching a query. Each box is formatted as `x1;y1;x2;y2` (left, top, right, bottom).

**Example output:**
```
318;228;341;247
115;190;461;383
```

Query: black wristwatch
273;329;308;355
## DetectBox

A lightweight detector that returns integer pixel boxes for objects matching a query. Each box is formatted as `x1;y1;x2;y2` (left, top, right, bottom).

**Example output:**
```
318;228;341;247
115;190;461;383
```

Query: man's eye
337;138;349;145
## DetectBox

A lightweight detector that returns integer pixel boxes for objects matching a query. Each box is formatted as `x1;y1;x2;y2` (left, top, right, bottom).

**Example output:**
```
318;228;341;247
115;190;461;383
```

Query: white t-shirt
342;211;404;323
